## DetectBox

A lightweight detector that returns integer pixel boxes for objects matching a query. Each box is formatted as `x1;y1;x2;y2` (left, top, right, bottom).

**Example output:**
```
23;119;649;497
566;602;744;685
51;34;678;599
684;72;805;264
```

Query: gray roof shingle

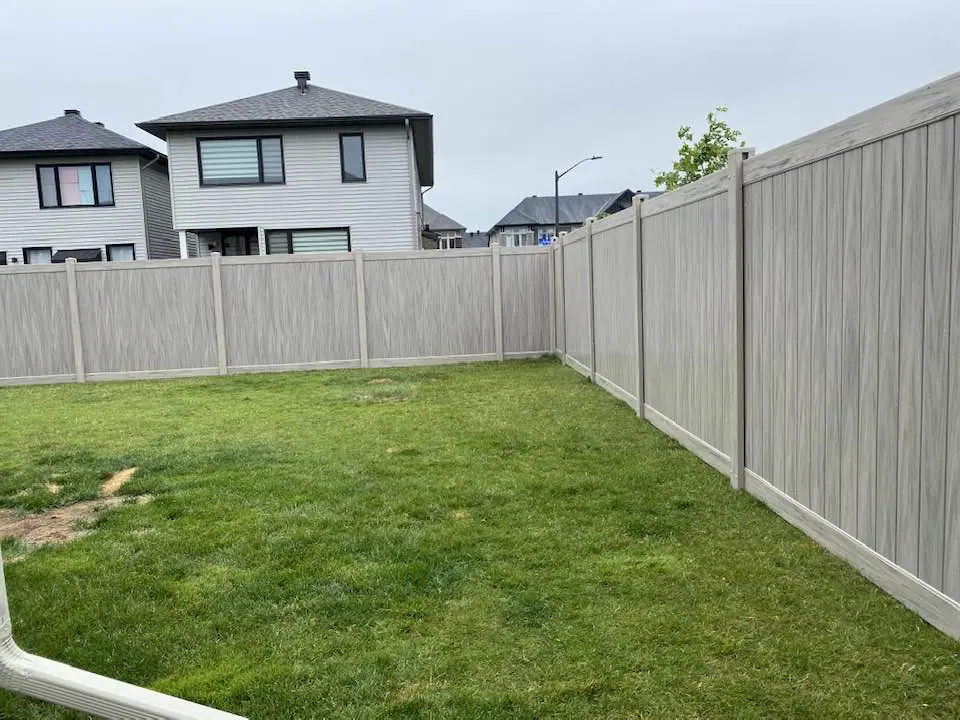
462;231;489;248
491;192;627;229
138;83;429;129
422;203;465;232
137;79;434;186
0;113;156;157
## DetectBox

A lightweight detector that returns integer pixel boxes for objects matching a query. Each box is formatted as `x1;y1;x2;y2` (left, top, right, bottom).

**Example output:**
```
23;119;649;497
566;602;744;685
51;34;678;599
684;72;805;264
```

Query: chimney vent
294;71;311;93
64;109;81;117
94;122;104;127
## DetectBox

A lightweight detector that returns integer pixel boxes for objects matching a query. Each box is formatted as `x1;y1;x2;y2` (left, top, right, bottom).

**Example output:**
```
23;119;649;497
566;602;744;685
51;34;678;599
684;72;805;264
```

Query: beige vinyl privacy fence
0;247;552;385
555;70;960;640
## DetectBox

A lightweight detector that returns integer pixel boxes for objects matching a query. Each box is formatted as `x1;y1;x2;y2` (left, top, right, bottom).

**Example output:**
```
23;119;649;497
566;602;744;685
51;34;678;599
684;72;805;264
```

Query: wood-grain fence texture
556;70;960;639
0;247;552;384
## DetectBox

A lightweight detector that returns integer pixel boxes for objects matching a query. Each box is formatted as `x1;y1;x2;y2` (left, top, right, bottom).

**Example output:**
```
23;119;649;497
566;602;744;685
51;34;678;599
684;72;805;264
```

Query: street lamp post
554;156;602;241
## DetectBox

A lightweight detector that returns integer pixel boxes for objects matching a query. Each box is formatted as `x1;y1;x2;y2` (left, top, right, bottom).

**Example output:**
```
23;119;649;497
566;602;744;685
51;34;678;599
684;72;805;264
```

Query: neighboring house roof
0;111;161;160
490;190;634;230
462;231;489;248
137;73;434;186
422;204;465;232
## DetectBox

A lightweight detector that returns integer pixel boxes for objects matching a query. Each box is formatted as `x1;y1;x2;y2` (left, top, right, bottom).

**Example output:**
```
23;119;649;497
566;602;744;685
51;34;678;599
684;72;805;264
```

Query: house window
23;247;53;264
37;164;114;208
501;229;535;248
266;228;351;254
197;137;284;185
339;133;366;182
0;251;6;266
106;243;136;261
438;233;462;250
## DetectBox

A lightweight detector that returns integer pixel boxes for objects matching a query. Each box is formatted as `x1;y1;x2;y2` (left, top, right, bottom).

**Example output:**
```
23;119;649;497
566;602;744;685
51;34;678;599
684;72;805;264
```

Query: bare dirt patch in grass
100;467;138;496
368;378;395;385
1;467;150;557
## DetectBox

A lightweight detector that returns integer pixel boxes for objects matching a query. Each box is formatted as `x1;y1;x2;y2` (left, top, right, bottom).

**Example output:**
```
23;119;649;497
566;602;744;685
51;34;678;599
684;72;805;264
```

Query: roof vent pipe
64;109;81;116
294;71;310;94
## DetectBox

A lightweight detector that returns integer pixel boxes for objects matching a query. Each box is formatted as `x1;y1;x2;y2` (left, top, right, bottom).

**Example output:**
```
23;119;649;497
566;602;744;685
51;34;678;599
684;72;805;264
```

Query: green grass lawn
0;359;957;719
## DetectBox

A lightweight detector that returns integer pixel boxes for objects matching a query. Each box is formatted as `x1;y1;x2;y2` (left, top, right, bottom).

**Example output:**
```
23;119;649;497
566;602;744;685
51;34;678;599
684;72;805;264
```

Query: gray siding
0;155;147;262
167;126;418;252
140;161;178;259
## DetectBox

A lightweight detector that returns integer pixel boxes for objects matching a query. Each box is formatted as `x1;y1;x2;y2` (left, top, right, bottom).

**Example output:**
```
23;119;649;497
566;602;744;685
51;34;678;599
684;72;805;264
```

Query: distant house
0;110;177;265
137;70;433;257
422;204;465;249
489;190;648;247
462;231;489;248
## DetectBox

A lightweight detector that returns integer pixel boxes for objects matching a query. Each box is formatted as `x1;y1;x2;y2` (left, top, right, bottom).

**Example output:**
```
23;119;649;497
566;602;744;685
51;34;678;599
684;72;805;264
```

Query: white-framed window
438;232;462;250
500;228;535;248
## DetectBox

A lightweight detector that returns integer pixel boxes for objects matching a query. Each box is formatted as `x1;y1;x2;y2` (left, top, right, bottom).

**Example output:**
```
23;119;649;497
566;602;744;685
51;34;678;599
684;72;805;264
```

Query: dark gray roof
462;231;489;248
0;113;157;158
422;203;465;232
139;84;428;127
491;191;633;230
138;80;434;185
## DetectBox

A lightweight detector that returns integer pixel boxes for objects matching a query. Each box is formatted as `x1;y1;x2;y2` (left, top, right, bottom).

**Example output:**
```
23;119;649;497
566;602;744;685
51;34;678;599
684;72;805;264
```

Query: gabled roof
0;112;159;159
490;191;634;230
422;203;465;232
137;78;434;185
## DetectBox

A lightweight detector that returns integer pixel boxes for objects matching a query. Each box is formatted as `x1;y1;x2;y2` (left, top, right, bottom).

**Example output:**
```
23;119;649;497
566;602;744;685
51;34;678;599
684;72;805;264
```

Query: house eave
0;148;159;161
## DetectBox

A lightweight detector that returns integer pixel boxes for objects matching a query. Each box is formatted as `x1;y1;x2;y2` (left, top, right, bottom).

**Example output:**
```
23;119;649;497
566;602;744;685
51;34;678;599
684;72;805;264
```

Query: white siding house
0;112;177;265
138;71;434;257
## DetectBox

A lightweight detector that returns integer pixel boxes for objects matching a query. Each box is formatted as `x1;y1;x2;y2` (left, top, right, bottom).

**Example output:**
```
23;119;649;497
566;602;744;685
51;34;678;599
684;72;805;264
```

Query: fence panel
561;232;591;375
76;263;217;378
501;249;551;355
591;213;638;404
0;268;74;383
364;253;496;362
642;192;731;468
220;256;360;371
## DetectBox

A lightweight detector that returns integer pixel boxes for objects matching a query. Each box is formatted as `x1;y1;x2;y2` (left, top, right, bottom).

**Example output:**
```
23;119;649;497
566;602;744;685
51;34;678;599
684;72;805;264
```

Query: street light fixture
555;155;603;242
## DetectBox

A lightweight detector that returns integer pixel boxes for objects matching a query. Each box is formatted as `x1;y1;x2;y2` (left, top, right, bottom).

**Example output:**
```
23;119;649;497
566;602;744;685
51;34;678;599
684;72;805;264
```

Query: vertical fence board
897;126;928;575
784;170;799;499
773;173;787;490
945;118;960;601
857;142;882;549
810;159;829;516
840;148;863;535
825;154;845;525
877;135;904;561
918;117;954;589
796;165;813;508
761;179;775;481
0;271;74;380
744;183;762;473
563;236;591;372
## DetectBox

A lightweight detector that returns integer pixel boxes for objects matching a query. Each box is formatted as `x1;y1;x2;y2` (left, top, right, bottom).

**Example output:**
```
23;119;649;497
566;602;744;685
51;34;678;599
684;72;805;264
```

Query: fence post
64;259;85;383
729;147;753;490
354;251;369;368
585;218;597;382
559;239;567;364
548;242;557;356
633;196;645;416
210;253;228;375
492;244;504;361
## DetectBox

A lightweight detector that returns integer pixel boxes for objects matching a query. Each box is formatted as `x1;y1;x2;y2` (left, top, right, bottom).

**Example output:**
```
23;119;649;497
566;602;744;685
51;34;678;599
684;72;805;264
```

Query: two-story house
422;203;465;249
137;71;433;257
0;110;177;265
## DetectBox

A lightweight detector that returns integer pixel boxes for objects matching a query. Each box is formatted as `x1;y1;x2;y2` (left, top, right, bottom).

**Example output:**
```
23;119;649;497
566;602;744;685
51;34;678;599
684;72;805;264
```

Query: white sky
1;0;957;229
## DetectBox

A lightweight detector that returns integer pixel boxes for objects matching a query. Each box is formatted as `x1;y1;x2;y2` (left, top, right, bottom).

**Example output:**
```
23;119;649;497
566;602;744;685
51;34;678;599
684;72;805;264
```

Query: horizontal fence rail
555;70;960;640
0;247;553;386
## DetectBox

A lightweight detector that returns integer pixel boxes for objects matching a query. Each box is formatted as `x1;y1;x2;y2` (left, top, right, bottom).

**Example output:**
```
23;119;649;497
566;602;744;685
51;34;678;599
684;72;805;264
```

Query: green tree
654;106;746;191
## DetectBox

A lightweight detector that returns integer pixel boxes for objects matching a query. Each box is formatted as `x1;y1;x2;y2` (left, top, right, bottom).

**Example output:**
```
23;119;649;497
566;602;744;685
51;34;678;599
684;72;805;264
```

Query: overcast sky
1;0;957;230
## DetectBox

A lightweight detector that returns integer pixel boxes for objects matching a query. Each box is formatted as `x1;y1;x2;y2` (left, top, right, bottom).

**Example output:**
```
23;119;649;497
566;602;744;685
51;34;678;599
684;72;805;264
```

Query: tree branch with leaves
654;106;746;191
